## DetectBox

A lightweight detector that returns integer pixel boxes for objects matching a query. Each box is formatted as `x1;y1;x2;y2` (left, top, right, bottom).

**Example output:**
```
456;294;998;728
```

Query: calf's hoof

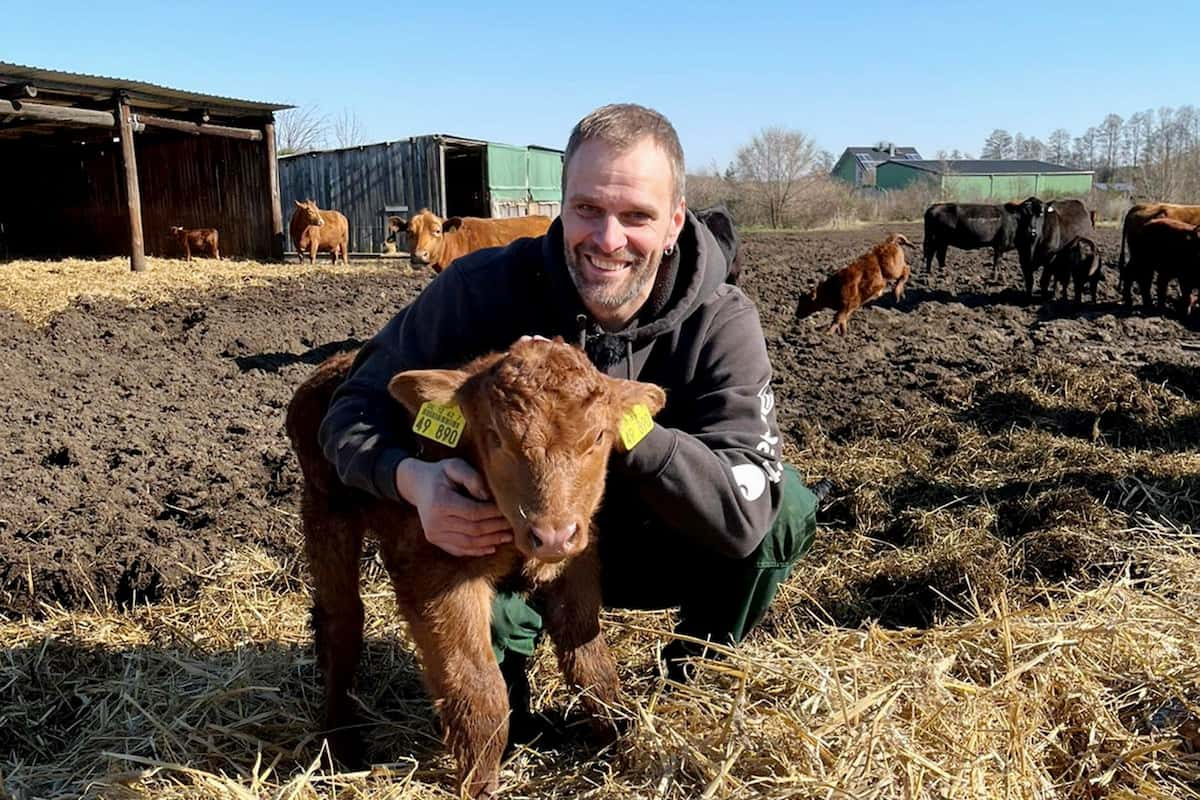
326;726;368;770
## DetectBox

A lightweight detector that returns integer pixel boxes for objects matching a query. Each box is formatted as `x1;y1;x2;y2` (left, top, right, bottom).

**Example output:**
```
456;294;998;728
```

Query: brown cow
1120;202;1200;301
391;209;551;272
286;338;665;798
169;226;220;261
794;233;915;335
289;199;349;265
1123;217;1200;312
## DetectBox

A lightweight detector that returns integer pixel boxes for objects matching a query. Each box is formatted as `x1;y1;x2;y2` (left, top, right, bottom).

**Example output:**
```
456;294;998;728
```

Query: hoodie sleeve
615;294;785;559
317;265;491;502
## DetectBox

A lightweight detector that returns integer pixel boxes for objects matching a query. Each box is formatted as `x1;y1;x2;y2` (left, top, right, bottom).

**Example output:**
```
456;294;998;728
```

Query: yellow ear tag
619;404;654;451
412;401;466;448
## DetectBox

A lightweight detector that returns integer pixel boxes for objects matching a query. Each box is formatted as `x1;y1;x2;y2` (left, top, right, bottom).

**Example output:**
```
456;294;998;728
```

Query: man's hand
395;458;514;557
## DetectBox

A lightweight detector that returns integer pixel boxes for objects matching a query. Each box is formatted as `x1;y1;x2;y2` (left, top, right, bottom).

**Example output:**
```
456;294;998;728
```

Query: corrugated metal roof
279;134;564;160
886;159;1091;175
0;61;290;116
845;146;921;157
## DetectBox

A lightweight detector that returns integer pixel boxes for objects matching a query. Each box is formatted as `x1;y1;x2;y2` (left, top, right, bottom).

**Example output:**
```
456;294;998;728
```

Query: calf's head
388;338;666;562
794;285;824;320
294;199;325;228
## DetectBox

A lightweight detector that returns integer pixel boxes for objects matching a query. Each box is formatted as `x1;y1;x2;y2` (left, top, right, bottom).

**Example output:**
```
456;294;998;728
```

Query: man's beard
564;241;663;309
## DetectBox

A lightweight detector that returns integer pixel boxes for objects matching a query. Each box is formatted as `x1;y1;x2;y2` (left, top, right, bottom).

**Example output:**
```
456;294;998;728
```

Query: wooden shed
0;62;291;269
278;135;563;255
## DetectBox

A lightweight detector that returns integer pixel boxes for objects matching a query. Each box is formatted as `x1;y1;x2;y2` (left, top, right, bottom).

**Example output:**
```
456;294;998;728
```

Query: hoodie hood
541;210;732;374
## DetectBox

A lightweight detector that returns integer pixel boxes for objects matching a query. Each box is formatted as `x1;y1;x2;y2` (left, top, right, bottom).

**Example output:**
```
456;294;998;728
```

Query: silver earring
663;243;675;256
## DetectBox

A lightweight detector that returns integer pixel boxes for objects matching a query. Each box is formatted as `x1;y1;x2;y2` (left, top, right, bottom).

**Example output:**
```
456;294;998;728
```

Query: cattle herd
921;198;1200;312
788;197;1200;335
168;197;1200;325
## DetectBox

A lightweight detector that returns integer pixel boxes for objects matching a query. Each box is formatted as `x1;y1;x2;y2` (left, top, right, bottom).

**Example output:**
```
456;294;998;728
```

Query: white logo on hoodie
731;383;784;502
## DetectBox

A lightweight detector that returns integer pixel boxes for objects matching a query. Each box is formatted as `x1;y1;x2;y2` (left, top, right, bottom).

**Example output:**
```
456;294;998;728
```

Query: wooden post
116;94;146;272
135;113;263;141
263;118;284;261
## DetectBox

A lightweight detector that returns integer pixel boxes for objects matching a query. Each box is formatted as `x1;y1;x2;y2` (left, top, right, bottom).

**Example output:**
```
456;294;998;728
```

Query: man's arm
616;297;784;559
317;266;482;501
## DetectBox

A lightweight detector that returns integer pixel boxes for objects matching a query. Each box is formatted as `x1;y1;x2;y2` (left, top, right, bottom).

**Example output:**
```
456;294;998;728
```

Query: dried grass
3;326;1200;798
0;257;409;326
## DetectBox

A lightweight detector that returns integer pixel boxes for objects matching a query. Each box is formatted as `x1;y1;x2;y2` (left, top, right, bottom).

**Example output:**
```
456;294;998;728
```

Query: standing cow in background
1121;217;1200;312
290;199;350;265
922;202;1024;280
1113;201;1200;302
695;204;743;285
391;210;552;272
1014;197;1097;300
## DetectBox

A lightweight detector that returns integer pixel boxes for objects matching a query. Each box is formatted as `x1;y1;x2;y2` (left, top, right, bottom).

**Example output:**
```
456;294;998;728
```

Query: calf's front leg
403;577;508;799
540;547;621;742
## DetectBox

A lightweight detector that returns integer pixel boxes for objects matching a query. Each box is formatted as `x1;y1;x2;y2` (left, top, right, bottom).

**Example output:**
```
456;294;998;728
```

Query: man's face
561;136;686;322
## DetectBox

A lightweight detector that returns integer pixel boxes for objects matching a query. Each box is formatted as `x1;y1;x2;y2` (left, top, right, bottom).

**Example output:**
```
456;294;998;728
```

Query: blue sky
6;1;1196;171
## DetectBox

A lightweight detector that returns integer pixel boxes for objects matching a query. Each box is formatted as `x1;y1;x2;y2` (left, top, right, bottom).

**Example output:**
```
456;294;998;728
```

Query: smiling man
318;103;825;717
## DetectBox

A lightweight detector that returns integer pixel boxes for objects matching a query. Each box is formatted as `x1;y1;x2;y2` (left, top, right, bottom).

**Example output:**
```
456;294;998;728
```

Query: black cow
1014;197;1096;299
922;202;1025;280
696;204;743;285
1043;236;1101;303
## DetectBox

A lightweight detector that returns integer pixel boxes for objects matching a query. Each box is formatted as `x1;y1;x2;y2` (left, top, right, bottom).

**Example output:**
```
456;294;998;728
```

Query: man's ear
388;369;469;417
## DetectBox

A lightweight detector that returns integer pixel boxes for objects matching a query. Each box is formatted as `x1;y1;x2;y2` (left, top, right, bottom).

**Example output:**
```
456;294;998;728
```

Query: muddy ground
2;225;1198;615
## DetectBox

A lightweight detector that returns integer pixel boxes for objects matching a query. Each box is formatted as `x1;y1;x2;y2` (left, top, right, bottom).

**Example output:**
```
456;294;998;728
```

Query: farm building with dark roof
831;145;922;186
875;159;1094;201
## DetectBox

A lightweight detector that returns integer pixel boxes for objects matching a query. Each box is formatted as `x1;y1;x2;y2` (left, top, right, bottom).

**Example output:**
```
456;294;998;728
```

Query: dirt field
2;225;1195;615
4;226;1200;798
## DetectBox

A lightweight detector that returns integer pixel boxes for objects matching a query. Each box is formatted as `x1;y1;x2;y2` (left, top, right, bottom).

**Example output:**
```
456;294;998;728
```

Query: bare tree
333;108;366;148
734;126;819;229
981;129;1014;159
276;106;329;155
1100;114;1123;172
1047;128;1072;164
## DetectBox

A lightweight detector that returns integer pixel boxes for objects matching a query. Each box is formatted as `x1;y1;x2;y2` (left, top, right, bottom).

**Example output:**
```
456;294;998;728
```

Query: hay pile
0;257;407;326
3;360;1200;799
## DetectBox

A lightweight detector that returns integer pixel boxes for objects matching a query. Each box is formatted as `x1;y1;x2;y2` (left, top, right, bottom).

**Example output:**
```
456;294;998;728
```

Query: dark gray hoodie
318;211;784;559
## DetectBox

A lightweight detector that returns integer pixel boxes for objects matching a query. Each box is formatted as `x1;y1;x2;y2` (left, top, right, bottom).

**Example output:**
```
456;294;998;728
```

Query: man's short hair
562;103;685;203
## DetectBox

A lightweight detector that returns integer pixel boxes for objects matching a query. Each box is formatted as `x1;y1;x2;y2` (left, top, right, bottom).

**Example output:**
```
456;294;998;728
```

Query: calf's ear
609;377;667;419
443;217;465;233
388;369;469;416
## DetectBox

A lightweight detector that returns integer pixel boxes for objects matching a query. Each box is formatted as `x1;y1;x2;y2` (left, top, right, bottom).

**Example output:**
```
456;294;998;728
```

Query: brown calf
169;226;219;261
286;338;665;798
289;199;350;265
391;209;552;272
794;233;915;335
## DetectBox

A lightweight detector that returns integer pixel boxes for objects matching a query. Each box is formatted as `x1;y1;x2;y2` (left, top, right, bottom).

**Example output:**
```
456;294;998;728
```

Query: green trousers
490;464;819;663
